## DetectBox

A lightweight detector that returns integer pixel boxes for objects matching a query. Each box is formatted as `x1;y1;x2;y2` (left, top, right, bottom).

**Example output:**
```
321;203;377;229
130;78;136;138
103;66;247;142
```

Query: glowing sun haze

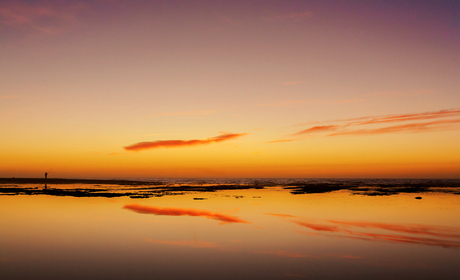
1;0;459;178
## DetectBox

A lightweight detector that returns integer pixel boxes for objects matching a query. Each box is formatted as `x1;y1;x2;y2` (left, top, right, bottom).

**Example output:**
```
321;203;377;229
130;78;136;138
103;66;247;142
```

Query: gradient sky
1;0;459;178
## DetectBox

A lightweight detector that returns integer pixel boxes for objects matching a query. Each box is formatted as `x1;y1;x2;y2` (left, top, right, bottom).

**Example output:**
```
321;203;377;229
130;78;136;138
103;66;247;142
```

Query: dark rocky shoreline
1;178;459;199
0;178;162;185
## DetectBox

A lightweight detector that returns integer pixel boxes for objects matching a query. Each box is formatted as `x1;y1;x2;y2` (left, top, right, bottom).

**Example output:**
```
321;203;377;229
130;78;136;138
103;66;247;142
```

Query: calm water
1;179;460;280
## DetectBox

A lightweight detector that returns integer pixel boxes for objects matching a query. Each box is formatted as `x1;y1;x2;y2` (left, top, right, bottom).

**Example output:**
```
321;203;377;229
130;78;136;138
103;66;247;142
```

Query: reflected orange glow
146;239;218;248
123;204;250;225
262;251;319;258
262;251;364;260
2;182;460;279
294;221;341;232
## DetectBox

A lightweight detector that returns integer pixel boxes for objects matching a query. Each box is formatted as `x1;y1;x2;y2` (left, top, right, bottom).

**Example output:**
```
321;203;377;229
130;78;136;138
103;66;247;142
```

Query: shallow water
1;179;460;280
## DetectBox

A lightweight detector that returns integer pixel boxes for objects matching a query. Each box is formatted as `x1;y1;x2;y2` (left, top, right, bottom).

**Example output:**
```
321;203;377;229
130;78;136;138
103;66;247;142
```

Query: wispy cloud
265;213;297;218
294;109;460;137
282;81;303;85
0;1;85;35
274;11;313;22
295;125;339;135
124;132;248;152
362;89;431;97
334;99;365;104
345;109;460;126
328;119;460;136
0;95;19;98
146;239;218;248
214;12;240;27
260;99;362;107
149;110;217;117
260;100;316;107
265;139;298;144
123;204;250;225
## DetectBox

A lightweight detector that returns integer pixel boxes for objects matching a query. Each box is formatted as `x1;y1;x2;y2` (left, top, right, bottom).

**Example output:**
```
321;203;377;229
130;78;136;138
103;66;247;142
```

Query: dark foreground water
1;178;460;280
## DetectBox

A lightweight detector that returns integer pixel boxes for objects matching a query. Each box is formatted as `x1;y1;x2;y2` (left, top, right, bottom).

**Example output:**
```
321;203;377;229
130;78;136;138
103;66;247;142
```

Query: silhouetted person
44;172;48;189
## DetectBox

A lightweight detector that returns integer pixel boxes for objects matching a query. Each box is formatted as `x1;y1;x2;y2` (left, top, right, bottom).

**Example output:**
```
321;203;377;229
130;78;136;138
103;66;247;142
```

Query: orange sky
1;1;459;178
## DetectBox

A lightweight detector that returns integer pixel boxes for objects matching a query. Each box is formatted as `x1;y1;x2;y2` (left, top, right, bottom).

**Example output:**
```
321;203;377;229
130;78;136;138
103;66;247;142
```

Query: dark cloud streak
124;133;248;151
349;109;460;126
328;119;460;136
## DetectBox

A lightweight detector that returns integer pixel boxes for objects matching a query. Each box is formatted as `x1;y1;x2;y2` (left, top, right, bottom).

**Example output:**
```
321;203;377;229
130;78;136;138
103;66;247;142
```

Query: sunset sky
1;0;459;178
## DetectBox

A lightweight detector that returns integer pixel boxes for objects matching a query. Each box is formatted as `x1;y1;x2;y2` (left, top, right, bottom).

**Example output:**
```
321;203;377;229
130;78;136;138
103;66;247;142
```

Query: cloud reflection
146;239;218;248
342;231;460;248
123;204;250;225
327;220;460;239
294;219;460;248
263;251;319;258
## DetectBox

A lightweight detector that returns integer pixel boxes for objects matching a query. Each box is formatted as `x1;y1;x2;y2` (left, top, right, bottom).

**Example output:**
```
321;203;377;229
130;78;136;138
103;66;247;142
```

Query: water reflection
1;179;460;280
123;204;250;224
